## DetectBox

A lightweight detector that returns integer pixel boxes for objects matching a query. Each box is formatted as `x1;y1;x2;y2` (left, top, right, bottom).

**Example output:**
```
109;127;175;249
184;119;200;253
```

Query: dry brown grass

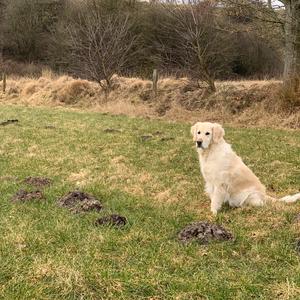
1;59;44;77
276;79;300;112
0;72;299;129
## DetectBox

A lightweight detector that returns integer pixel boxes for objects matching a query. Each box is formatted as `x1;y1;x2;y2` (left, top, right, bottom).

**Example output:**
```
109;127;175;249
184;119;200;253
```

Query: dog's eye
205;132;210;135
197;131;201;134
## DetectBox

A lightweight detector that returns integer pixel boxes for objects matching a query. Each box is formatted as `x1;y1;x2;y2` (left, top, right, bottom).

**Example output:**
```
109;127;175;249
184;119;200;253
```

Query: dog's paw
211;209;218;216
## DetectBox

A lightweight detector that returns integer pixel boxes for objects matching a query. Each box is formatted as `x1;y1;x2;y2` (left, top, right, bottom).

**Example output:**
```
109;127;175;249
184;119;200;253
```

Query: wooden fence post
152;69;158;97
2;72;6;93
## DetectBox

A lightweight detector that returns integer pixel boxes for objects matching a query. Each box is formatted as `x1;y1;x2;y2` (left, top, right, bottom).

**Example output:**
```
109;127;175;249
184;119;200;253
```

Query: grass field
0;104;300;299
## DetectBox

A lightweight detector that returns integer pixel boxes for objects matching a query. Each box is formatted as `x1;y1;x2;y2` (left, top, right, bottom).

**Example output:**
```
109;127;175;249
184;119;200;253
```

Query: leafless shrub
66;0;138;93
160;1;235;92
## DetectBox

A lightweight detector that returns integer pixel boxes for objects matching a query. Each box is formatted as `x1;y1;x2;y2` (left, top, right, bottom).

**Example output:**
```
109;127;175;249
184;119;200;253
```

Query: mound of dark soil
103;128;121;133
44;125;56;129
57;191;103;213
140;135;152;141
23;177;52;188
12;189;44;202
178;221;233;244
0;119;19;126
153;131;163;136
160;137;175;142
95;214;127;227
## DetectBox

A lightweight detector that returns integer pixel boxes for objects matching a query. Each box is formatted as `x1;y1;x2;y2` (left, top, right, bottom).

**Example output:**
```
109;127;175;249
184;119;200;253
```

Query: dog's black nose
197;141;202;148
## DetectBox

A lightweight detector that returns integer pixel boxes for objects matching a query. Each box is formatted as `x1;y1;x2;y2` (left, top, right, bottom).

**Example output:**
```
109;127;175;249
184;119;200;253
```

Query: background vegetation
0;0;283;82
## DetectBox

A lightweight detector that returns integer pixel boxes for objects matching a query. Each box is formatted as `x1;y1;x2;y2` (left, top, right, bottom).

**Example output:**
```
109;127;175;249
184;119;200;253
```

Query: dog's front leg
205;183;214;197
210;188;225;215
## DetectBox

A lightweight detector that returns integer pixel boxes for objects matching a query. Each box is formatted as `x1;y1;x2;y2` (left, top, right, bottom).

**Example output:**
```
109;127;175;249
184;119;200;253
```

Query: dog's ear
212;123;225;143
191;124;196;136
190;123;198;141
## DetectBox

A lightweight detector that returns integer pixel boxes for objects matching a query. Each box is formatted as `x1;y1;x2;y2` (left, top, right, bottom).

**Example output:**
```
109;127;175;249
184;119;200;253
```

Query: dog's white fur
191;122;300;215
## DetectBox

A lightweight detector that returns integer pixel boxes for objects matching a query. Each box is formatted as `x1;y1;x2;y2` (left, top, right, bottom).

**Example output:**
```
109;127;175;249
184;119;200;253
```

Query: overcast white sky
272;0;285;8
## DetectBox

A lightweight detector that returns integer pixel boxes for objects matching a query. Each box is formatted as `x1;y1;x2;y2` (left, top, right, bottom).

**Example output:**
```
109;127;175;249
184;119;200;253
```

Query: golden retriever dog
191;122;300;215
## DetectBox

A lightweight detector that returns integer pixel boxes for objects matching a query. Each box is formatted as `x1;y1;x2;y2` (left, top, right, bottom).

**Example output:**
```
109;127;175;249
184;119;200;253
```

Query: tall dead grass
0;71;299;129
276;79;300;112
1;60;45;77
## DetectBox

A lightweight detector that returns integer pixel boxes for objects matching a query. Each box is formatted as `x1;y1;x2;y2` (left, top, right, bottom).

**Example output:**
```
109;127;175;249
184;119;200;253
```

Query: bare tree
161;1;234;92
223;0;300;85
281;0;300;82
66;1;138;92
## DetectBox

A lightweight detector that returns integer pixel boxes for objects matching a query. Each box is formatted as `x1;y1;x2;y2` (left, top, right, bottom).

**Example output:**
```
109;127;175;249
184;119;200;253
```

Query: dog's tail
267;193;300;203
279;193;300;203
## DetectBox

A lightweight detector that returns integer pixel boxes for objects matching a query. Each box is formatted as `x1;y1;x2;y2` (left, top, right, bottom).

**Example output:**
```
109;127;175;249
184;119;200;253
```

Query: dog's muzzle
196;141;203;148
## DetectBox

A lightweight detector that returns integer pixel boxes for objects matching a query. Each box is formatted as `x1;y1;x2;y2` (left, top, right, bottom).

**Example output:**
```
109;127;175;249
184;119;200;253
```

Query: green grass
0;104;300;300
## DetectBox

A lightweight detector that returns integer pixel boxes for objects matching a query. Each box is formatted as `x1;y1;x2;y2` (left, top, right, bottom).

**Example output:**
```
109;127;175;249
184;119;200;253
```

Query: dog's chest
199;152;228;182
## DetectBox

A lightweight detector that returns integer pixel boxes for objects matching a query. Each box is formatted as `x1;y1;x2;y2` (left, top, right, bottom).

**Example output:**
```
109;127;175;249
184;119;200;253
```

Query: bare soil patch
0;119;19;126
12;189;44;202
23;177;52;188
57;191;103;213
178;221;233;244
44;125;56;129
103;128;122;133
140;135;153;141
153;131;163;136
160;137;175;142
95;214;127;227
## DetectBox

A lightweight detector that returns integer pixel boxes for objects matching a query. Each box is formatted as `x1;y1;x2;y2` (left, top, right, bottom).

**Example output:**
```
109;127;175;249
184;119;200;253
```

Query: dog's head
191;122;225;150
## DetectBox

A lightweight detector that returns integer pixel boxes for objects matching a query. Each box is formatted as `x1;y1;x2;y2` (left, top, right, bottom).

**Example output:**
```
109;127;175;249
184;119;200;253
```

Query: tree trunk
0;24;3;70
0;45;3;68
208;78;216;93
267;0;272;9
152;69;158;97
283;1;300;84
2;72;6;93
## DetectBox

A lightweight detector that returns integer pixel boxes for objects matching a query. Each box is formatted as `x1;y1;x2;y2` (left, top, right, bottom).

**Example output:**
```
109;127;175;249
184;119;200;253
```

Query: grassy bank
1;74;299;129
0;105;299;299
